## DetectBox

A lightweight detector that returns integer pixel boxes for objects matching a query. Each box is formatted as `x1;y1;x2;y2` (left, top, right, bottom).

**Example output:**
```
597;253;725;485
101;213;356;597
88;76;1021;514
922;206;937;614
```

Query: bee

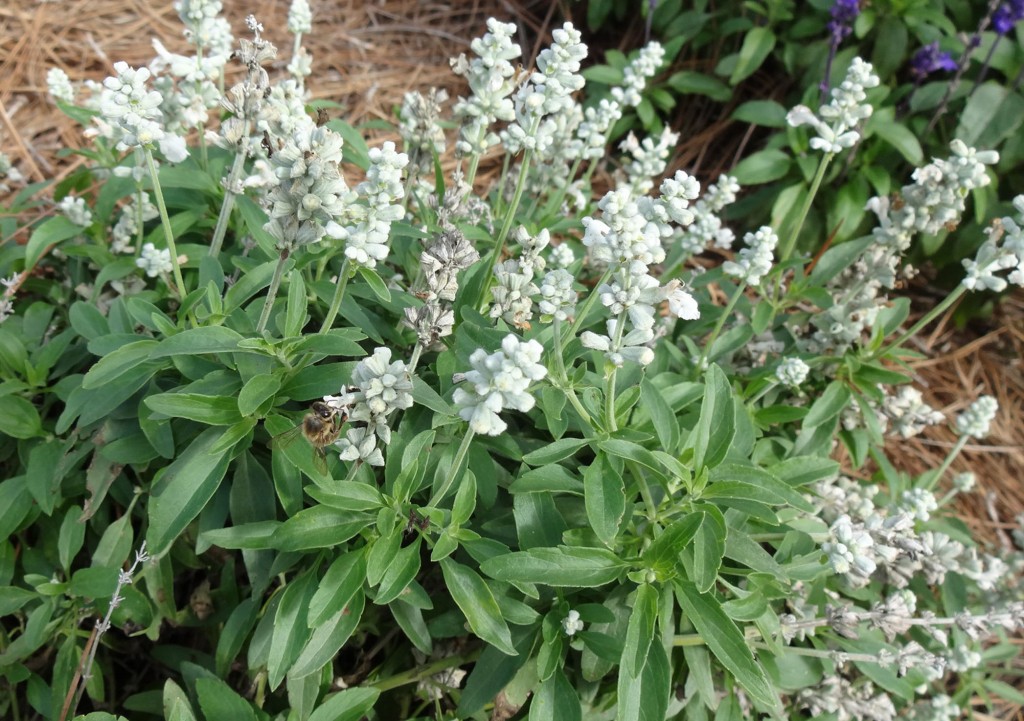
271;401;348;474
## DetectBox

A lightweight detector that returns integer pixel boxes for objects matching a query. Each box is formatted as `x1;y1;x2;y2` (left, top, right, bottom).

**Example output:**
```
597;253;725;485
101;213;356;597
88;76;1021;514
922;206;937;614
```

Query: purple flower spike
827;0;860;42
910;42;958;80
993;1;1024;35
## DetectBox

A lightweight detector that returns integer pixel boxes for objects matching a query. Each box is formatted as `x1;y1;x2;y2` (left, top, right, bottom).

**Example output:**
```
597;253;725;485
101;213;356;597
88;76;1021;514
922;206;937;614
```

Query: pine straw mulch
1;0;1022;696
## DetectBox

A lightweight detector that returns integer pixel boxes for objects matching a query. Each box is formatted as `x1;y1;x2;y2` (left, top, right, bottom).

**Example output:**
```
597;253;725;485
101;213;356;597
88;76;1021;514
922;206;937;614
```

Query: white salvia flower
776;357;810;387
658;170;701;226
882;386;945;439
908;695;960;721
581;319;656;368
538;269;577;322
665;281;700;320
266;124;349;249
99;62;166;150
675;174;740;254
822;515;876;580
901;488;938;522
0;153;24;193
451;18;521;155
336;426;384;466
287;0;312;34
48;68;75;103
597;269;663;330
287;48;313;80
329;141;408;268
400;88;448;168
503;22;588;155
962;195;1024;291
159;134;189;163
955;395;997;438
946;647;982;673
490;259;538;328
613;40;664;107
619;127;678;196
453;335;548;436
58;196;93;227
562;609;584;636
549;242;575;268
111;193;158;254
952;472;976;493
787;57;879;154
348;348;415;419
403;303;455;347
577;98;623;160
722;226;777;286
583;188;665;275
136;243;173;277
420;229;480;302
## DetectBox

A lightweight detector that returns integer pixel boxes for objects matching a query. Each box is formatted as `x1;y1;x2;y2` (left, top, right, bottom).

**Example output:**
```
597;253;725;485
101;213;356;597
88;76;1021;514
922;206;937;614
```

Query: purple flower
827;0;860;43
910;42;958;80
994;1;1024;34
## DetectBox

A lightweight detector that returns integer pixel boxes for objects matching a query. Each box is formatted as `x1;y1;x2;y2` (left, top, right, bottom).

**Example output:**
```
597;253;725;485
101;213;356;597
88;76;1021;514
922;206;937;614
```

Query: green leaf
284;272;307;338
801;381;851;428
0;395;43;439
357;266;392;303
144;393;242;425
665;71;731;102
957;82;1024;148
195;677;257;721
768;456;839;487
732;148;791;185
621;584;658;678
522;437;589;466
325;120;371;170
26;216;84;268
690;364;735;471
237;374;281;417
268;573;316;690
390;599;433;655
150;326;246;358
643;512;704;579
271;508;372;551
215;598;259;677
870;115;923;165
674;580;779;713
82;341;161;389
199;521;279;549
691;504;726;592
308;549;367;627
806;237;873;286
224;258;279;312
147;427;234;556
306;484;385;513
480;546;626;588
375;538;422;604
163;679;197;721
641;379;680;454
0;587;38;616
728;27;775;85
581;65;624;85
584;455;625;547
440;558;517;656
307;686;380;721
291;590;365;679
730;100;787;127
529;668;581;721
291;330;367;358
509;464;584;495
616;635;670;721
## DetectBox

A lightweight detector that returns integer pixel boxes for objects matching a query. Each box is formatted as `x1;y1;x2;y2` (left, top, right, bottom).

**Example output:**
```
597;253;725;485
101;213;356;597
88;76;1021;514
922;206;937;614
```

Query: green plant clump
1;3;1022;721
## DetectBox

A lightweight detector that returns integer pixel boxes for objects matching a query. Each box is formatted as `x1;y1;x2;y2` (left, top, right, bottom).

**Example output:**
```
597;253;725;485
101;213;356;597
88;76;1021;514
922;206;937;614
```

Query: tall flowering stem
873;285;965;360
779;152;832;266
143;148;188;300
208;126;251;258
256;248;290;335
551;316;596;430
319;259;351;333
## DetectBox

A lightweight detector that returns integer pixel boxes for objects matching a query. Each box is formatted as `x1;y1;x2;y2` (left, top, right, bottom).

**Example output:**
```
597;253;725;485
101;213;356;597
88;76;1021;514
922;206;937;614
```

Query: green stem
344;461;362;483
778;152;833;265
370;651;480;693
208;127;251;258
143;148;187;301
544;157;583;219
426;429;475;509
569;268;613;337
256;249;290;335
923;434;968;492
696;280;746;373
407;342;424;375
552;317;597;431
673;634;709;647
477;145;536;309
604;311;627;431
627;460;658;522
873;284;965;360
319;259;351;333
